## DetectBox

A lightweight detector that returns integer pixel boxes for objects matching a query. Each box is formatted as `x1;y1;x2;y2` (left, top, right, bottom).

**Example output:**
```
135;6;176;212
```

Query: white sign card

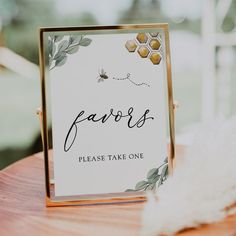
39;24;174;205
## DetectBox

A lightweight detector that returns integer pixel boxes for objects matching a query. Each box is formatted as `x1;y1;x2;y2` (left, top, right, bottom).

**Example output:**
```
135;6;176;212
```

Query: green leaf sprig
48;35;92;70
125;157;168;192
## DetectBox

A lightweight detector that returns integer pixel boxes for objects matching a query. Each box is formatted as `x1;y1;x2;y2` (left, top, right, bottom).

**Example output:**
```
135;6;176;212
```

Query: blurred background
0;0;235;169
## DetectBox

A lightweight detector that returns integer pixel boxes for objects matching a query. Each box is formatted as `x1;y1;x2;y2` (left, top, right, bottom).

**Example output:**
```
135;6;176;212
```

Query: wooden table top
1;148;236;236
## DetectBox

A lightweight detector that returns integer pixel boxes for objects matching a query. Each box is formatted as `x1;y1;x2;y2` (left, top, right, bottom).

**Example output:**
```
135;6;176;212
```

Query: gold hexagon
136;33;148;44
149;32;159;37
138;46;150;58
125;40;137;52
149;39;161;50
150;53;161;65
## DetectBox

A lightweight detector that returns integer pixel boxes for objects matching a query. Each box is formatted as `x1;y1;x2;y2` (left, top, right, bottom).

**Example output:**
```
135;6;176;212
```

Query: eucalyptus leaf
69;35;82;44
158;164;168;187
49;35;91;70
48;40;53;56
125;189;136;192
52;43;56;56
49;40;56;57
148;175;160;184
160;165;168;181
147;168;158;179
54;35;64;42
66;45;79;54
161;164;168;178
55;55;67;67
135;180;148;190
58;40;69;52
125;156;169;192
54;51;66;60
49;56;53;67
79;38;92;46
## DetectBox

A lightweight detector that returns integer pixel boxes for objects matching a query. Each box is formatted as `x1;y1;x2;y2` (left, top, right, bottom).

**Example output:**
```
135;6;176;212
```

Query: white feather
141;117;236;236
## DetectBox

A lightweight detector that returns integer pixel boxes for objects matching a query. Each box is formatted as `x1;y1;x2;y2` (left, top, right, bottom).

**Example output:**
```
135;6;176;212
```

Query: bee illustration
97;69;108;82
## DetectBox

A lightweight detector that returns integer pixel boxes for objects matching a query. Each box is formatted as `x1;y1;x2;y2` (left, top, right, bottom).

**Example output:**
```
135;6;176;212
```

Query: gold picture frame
38;23;175;207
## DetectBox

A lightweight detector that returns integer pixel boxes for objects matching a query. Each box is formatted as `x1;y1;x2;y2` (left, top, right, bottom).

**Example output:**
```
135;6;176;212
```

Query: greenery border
48;35;92;70
125;157;168;192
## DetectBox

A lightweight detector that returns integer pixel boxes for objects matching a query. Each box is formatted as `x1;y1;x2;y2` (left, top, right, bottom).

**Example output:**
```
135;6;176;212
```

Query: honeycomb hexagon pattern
150;53;162;65
125;40;137;52
138;46;150;58
125;32;162;65
136;33;148;44
149;39;161;50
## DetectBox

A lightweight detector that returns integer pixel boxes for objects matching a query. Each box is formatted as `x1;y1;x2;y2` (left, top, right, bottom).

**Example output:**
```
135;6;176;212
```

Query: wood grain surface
1;147;236;236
